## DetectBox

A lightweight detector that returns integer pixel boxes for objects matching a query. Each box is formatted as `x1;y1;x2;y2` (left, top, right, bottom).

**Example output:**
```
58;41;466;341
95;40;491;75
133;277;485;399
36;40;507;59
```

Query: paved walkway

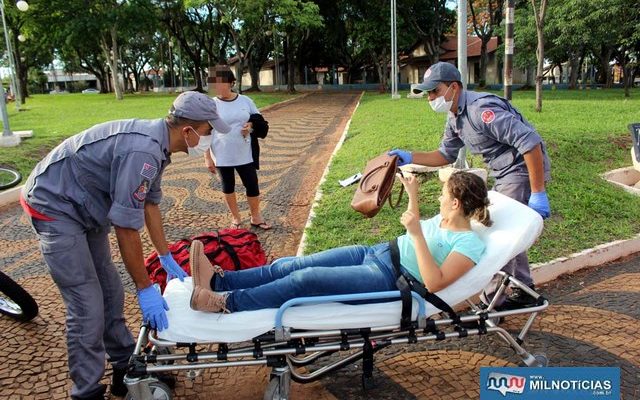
1;92;639;399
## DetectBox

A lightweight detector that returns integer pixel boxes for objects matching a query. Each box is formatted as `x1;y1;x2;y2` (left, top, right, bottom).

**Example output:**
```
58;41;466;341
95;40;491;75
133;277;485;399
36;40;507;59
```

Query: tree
156;0;231;91
2;0;54;101
399;0;455;64
607;0;640;97
271;0;323;93
549;0;592;89
192;0;274;92
530;0;548;112
468;0;504;87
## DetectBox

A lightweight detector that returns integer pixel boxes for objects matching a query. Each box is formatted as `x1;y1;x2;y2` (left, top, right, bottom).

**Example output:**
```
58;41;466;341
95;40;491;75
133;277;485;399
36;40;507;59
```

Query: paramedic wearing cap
390;62;551;309
20;91;230;400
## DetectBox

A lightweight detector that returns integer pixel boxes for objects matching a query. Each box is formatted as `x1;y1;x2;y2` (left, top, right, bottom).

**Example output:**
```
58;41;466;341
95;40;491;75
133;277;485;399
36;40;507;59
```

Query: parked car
82;88;100;94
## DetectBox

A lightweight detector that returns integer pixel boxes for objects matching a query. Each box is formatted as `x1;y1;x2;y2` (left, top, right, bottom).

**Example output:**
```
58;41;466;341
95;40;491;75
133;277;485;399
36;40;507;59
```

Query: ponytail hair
447;171;493;227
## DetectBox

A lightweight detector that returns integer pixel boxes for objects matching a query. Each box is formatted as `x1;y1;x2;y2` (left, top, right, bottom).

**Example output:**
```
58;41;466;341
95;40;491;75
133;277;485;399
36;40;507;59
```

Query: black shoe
111;367;128;397
496;284;538;311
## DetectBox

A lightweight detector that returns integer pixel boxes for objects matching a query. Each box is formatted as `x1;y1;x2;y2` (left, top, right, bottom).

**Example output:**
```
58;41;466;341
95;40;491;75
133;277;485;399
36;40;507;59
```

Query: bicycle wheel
0;270;38;321
0;166;22;190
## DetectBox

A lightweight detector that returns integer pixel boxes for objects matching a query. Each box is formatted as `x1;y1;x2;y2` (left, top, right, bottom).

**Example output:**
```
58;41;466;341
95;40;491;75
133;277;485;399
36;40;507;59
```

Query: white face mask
186;128;212;157
429;85;454;113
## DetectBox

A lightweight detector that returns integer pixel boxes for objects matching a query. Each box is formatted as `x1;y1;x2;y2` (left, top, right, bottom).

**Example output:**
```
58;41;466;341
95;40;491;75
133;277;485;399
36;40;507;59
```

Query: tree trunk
535;35;544;112
623;63;632;98
286;35;295;93
103;28;124;100
479;40;488;87
525;66;534;88
596;45;613;86
568;55;579;89
248;62;261;91
531;0;547;112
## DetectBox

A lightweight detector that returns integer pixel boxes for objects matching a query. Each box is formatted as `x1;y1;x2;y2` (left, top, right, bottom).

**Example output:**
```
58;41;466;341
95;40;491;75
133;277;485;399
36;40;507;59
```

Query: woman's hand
204;155;217;175
241;122;253;138
400;210;421;236
397;173;419;198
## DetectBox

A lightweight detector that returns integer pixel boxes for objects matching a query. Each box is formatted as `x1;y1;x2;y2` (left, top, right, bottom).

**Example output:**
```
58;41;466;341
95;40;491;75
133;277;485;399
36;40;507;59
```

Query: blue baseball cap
412;62;461;94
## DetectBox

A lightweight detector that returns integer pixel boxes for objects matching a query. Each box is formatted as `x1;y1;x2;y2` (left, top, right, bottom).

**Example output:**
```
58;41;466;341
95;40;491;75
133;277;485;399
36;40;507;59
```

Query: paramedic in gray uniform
20;91;230;400
390;62;551;310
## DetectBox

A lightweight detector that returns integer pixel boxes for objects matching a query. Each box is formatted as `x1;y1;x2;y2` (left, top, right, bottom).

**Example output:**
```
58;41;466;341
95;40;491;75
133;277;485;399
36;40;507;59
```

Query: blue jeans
215;243;397;312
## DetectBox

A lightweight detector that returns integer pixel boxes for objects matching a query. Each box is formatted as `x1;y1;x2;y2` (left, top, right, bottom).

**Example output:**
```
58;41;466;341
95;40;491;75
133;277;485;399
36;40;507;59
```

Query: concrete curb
296;92;364;256
0;185;22;208
531;233;640;284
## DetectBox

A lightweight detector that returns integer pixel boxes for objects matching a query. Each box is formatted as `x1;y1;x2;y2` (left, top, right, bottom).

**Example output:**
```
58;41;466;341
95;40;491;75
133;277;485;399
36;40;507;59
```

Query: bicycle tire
0;270;38;322
0;166;22;190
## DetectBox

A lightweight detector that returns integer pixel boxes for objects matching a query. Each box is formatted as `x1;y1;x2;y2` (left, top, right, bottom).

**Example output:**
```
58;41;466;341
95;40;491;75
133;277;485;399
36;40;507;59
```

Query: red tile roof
439;35;498;60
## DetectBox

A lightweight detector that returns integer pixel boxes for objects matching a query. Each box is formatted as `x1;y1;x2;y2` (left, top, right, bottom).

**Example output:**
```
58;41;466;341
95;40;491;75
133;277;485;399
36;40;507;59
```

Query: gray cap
412;62;461;94
169;91;231;133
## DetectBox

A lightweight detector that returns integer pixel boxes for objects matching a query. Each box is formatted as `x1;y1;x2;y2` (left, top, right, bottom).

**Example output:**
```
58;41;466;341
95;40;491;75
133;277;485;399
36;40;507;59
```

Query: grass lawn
303;89;640;264
0;91;296;180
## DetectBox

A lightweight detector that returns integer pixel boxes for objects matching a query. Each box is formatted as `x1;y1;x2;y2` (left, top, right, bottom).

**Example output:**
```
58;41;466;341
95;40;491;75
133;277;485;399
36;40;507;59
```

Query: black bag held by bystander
249;113;269;170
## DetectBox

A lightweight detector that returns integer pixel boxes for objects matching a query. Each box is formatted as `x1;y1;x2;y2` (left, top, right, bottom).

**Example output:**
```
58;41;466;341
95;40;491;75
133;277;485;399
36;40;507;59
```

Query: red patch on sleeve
481;110;495;124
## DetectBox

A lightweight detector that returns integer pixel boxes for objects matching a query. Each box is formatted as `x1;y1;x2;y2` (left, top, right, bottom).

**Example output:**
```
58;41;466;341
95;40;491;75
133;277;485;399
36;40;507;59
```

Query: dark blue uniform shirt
23;119;171;230
438;90;551;183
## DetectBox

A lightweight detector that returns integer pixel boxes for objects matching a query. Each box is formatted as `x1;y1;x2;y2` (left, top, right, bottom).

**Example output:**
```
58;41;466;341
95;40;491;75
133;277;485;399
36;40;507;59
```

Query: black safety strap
389;239;460;325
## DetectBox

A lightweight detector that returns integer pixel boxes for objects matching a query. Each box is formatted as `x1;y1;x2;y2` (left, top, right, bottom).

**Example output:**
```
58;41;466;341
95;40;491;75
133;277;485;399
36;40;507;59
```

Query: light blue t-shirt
396;215;486;284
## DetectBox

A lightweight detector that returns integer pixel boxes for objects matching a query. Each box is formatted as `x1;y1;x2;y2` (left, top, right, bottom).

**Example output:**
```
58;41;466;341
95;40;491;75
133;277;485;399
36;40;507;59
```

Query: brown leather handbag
351;153;404;218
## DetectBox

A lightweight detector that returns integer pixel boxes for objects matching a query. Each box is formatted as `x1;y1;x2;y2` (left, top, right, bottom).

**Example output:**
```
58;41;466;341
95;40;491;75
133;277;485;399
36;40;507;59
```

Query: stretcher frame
123;271;549;400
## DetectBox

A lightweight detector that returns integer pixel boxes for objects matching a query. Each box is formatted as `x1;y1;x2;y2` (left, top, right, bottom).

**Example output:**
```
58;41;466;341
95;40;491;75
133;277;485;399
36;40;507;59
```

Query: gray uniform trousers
31;217;135;399
493;180;534;287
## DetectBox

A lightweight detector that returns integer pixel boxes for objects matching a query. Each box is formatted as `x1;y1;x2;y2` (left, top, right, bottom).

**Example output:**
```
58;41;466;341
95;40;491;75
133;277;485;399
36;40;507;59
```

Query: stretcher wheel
533;353;548;367
263;377;287;400
124;381;172;400
0;270;38;322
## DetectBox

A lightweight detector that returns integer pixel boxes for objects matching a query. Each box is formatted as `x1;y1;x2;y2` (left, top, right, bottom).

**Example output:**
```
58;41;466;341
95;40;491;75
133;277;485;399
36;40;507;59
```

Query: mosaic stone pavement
1;92;639;399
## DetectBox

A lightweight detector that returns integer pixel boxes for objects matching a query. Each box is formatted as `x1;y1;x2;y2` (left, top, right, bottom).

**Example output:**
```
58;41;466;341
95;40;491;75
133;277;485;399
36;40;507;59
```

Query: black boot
497;284;538;310
110;366;128;397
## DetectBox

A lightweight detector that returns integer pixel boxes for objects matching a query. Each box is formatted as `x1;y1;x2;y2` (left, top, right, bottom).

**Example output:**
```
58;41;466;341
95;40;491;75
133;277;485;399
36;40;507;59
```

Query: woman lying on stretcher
190;171;492;313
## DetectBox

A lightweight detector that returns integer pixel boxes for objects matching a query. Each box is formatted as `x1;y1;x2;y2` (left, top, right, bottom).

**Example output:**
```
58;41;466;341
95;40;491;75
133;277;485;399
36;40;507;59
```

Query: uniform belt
20;195;55;221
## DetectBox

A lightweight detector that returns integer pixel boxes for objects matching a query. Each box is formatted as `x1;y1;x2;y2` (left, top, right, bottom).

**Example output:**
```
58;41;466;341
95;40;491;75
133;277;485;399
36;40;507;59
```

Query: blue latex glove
388;149;412;166
159;253;187;281
137;285;169;331
528;191;551;219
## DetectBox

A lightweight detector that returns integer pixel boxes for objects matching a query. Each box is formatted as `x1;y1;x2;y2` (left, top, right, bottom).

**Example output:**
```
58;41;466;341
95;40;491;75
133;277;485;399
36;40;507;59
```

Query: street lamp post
454;0;468;169
0;0;29;147
390;0;400;99
168;40;174;90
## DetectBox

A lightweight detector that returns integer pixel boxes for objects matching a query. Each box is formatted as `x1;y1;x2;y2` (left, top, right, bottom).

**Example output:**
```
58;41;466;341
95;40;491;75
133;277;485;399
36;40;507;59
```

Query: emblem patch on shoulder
140;163;158;180
481;110;495;124
133;180;150;202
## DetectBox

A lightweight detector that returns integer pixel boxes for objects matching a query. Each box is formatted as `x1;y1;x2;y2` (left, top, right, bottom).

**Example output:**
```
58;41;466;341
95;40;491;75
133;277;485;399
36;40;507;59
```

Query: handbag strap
387;180;404;209
358;161;391;193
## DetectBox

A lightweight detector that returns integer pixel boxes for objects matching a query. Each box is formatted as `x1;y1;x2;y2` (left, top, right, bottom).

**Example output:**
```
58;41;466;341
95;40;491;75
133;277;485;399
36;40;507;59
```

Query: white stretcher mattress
159;191;543;343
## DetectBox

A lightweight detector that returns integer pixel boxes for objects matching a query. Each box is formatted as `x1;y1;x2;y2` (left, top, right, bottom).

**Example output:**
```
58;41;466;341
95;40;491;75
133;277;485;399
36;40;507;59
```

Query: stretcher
124;191;549;400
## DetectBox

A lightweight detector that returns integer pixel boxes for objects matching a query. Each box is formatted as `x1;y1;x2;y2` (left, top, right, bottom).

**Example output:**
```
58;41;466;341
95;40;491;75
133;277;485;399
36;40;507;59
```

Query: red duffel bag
145;228;267;293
